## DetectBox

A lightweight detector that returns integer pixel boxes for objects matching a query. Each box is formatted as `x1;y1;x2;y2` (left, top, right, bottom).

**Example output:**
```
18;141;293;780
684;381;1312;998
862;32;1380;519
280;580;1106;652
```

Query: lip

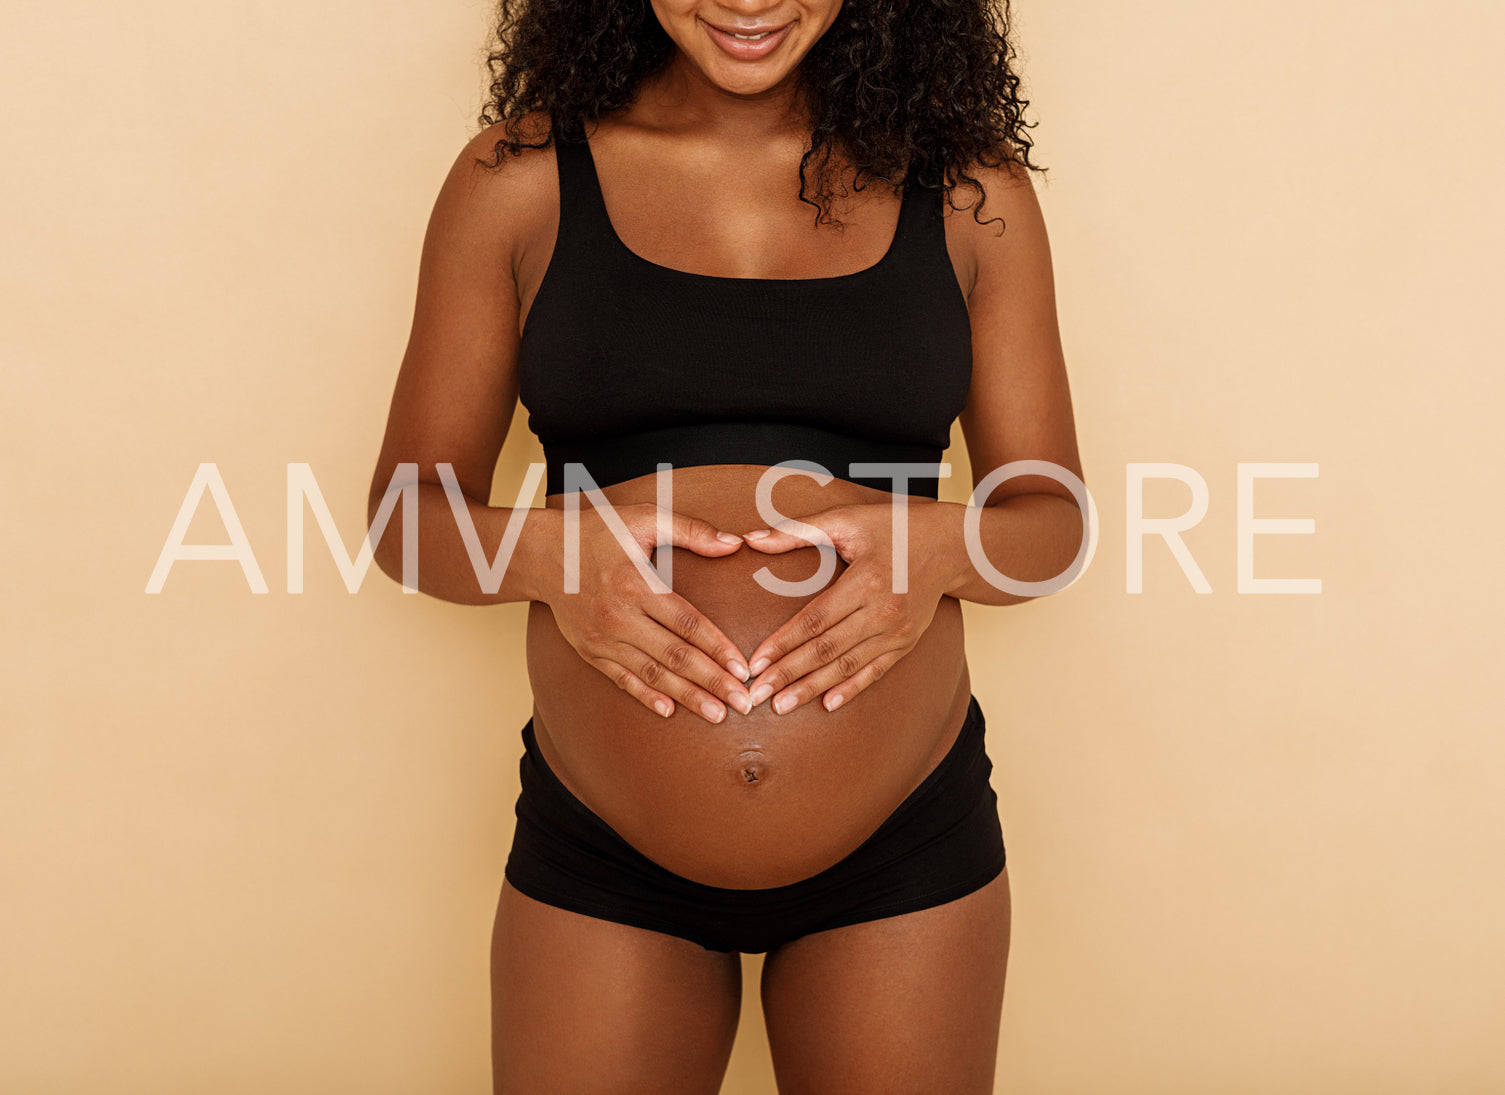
699;17;796;61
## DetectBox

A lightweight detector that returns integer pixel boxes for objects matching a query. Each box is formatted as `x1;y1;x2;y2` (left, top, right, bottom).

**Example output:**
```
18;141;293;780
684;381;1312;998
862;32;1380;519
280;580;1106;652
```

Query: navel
733;748;770;787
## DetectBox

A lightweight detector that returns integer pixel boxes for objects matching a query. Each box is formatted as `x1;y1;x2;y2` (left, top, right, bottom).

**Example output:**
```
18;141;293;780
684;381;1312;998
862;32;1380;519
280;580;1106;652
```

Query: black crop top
516;119;974;498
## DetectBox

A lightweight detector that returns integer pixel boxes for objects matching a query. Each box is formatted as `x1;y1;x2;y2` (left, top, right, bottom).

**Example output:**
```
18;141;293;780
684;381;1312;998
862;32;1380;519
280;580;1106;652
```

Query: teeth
730;30;772;40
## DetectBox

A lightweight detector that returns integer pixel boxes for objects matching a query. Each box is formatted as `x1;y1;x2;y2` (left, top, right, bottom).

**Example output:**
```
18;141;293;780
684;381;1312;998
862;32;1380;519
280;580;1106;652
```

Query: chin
705;69;792;97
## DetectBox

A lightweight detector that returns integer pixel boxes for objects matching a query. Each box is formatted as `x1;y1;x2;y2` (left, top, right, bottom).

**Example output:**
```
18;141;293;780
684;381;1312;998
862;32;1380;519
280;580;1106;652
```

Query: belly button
734;750;769;786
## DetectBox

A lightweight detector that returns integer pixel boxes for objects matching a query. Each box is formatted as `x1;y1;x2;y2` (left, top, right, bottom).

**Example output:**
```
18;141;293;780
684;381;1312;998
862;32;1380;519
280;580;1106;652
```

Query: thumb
662;510;745;557
740;517;837;554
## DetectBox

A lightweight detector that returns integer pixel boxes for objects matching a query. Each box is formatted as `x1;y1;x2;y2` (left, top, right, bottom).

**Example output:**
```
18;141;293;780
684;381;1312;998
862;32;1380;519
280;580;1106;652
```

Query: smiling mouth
699;18;797;60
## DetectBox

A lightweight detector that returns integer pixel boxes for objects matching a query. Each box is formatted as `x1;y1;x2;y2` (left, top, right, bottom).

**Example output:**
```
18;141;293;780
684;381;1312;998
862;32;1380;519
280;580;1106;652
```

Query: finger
742;509;862;557
739;525;821;553
745;579;869;678
743;612;870;710
607;641;732;723
641;592;753;685
588;657;676;718
768;639;908;715
663;510;745;558
642;620;755;715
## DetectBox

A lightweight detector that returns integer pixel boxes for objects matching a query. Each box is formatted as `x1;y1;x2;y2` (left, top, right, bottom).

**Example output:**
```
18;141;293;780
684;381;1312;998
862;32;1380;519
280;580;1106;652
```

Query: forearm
368;482;563;606
922;494;1087;607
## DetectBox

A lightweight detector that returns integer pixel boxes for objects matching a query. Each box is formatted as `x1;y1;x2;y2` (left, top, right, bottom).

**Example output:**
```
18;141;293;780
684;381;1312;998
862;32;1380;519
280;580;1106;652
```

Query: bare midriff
526;463;972;890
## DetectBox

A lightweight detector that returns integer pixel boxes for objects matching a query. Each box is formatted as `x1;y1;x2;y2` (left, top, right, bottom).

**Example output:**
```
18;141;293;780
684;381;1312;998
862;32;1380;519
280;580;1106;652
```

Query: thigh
759;868;1011;1095
491;880;743;1095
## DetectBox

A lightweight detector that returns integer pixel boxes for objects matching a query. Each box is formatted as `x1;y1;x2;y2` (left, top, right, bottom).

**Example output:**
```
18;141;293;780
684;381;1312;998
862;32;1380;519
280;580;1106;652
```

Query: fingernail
700;701;725;723
750;683;774;706
744;529;770;539
716;531;742;544
655;699;672;717
729;692;753;715
825;693;844;712
728;660;749;680
772;693;796;715
749;657;770;676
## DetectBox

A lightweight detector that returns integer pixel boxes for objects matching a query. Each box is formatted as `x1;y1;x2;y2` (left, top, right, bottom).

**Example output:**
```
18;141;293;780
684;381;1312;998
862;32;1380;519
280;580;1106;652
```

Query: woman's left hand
739;501;958;714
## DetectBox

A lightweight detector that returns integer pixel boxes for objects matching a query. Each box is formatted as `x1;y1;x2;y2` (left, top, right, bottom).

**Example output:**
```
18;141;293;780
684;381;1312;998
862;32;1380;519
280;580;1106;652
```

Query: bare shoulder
426;111;560;282
461;110;558;198
941;151;1047;301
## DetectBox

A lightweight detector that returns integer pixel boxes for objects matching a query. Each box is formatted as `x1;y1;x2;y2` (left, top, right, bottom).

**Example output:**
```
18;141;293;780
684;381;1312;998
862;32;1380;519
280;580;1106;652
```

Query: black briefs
502;694;1007;954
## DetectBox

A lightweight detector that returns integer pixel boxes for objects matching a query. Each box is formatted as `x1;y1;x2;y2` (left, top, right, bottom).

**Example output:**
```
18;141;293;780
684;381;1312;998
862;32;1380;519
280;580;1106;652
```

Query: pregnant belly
524;466;972;889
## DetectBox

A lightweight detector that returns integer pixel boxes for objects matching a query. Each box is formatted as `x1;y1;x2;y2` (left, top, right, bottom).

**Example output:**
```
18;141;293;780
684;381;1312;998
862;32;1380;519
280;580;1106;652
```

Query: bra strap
549;117;617;253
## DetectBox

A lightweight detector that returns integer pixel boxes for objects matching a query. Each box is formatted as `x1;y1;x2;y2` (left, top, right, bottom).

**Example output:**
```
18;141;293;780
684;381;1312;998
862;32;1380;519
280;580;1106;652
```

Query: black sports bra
516;119;973;498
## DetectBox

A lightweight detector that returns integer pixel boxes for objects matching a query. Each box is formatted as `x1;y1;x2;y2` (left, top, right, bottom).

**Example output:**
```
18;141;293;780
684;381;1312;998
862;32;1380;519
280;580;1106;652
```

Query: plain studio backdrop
3;1;1502;1092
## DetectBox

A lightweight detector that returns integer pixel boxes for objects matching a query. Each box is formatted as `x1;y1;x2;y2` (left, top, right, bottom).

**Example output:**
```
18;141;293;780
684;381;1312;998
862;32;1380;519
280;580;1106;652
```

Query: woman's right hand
539;502;754;722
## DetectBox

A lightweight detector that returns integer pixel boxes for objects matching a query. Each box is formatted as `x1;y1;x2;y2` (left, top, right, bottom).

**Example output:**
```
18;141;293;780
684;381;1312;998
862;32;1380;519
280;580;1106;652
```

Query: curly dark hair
475;0;1045;232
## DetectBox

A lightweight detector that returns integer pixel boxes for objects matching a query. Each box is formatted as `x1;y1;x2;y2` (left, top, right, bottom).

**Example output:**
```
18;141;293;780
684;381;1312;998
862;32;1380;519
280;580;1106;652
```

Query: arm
366;123;550;605
365;121;752;720
925;157;1087;606
738;159;1087;710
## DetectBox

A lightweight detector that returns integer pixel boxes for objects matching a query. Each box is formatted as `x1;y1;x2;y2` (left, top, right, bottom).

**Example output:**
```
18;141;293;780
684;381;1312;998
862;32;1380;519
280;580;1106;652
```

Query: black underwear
502;695;1007;954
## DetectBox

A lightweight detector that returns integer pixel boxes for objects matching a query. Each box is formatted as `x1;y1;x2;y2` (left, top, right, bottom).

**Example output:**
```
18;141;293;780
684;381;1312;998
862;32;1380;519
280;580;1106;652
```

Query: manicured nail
825;693;844;712
750;683;774;706
773;693;796;715
654;699;672;717
700;701;725;723
744;529;770;539
728;660;749;680
749;657;770;676
729;691;753;715
716;531;742;544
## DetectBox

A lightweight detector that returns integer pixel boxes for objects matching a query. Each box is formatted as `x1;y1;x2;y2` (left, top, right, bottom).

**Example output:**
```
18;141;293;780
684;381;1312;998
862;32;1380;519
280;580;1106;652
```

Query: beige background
4;1;1502;1092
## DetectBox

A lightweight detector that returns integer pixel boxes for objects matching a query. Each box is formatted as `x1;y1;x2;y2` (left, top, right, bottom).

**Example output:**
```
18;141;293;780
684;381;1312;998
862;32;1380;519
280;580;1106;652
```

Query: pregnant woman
368;0;1085;1090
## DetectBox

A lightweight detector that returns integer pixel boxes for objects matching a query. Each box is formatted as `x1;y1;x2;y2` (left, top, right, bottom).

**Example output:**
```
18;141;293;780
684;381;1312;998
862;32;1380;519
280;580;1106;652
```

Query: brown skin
369;6;1082;1088
526;467;974;890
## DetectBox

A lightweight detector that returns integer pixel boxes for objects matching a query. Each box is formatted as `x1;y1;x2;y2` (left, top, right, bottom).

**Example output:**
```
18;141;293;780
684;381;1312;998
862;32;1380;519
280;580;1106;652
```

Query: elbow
975;492;1087;608
365;488;405;587
1031;494;1089;601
